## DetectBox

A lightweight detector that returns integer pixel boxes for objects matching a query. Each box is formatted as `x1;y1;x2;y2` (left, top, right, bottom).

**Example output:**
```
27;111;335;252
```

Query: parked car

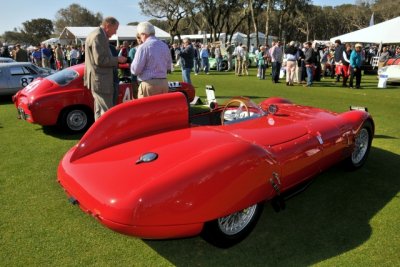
378;64;400;83
58;92;374;248
0;57;15;63
209;53;257;71
13;64;195;133
0;62;54;95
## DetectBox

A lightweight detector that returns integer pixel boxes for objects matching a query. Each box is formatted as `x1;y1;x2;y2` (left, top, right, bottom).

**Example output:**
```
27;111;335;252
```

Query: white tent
330;16;400;44
59;25;171;44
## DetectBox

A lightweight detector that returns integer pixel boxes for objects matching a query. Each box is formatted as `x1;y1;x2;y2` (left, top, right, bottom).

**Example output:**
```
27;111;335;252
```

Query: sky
1;0;353;35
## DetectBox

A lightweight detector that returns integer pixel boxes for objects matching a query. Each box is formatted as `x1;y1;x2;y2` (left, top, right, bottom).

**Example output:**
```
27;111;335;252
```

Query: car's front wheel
201;203;264;248
346;120;373;169
60;108;93;133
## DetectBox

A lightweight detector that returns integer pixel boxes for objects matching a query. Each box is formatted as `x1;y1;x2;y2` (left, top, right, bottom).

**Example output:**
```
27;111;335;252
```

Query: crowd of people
0;42;86;70
3;16;400;122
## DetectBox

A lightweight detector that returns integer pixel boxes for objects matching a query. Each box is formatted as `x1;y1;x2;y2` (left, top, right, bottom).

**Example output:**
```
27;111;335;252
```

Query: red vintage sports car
58;92;374;248
13;64;195;133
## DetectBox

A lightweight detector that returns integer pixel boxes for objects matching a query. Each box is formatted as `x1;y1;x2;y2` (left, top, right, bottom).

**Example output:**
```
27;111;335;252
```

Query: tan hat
355;43;362;48
289;41;295;46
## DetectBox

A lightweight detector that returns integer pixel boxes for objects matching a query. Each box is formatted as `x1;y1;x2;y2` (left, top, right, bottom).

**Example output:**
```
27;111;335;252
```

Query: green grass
1;68;399;266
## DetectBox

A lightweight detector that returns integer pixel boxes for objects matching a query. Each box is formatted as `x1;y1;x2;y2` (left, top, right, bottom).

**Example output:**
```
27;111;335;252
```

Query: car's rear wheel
346;120;373;169
220;60;228;71
60;108;93;133
201;203;263;248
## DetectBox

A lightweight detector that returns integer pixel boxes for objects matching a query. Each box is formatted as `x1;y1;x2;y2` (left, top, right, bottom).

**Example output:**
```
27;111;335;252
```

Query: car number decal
122;86;132;102
20;76;35;87
168;81;181;88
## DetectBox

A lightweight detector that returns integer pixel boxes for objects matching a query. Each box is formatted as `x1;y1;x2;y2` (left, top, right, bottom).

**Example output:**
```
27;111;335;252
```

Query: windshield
46;68;80;86
221;97;265;124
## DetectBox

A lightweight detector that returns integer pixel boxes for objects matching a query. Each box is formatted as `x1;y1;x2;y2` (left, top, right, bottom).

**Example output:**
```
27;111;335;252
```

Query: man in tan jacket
84;16;126;120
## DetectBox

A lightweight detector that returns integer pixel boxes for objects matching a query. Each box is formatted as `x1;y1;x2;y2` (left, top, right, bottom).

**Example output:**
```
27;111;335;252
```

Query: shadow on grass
0;95;13;105
144;146;400;266
41;126;84;140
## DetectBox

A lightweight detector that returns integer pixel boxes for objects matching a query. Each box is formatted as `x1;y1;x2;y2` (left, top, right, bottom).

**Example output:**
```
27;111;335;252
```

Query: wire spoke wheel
217;204;257;235
352;128;369;165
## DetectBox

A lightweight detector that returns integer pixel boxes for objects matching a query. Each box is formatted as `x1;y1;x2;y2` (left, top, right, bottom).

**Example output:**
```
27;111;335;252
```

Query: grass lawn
1;68;399;266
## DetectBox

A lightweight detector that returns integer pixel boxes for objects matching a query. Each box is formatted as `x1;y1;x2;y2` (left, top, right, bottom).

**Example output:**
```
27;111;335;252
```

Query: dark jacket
179;44;195;69
304;48;315;65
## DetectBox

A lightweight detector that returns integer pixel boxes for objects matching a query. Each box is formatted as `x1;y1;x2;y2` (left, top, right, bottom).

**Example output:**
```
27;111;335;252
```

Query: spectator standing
214;44;222;71
193;43;201;75
84;16;127;120
131;21;172;98
119;41;129;58
65;46;71;67
270;41;283;83
257;46;267;80
78;44;85;64
341;43;352;87
178;37;195;84
0;45;12;58
241;45;249;76
128;38;140;99
349;43;363;89
69;45;79;66
32;47;42;67
333;39;345;82
320;46;329;78
295;44;305;84
225;42;235;71
109;43;120;106
233;43;244;76
14;44;29;62
285;41;298;86
41;44;51;68
378;46;390;68
200;44;210;74
55;43;64;70
303;41;315;87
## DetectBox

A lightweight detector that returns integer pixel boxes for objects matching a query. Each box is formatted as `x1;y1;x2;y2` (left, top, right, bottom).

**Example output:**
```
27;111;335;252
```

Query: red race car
13;64;195;133
58;92;374;248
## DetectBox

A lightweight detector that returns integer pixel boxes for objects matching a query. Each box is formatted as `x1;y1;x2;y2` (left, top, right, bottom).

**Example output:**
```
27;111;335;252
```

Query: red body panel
13;64;195;129
58;93;374;239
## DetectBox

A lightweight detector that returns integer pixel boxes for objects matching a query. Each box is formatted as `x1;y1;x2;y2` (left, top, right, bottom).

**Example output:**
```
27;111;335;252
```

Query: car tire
220;60;228;71
201;202;264;248
346;120;373;170
60;107;93;133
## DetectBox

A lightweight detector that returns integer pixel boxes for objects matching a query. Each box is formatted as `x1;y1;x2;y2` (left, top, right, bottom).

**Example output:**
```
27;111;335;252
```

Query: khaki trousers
138;79;169;98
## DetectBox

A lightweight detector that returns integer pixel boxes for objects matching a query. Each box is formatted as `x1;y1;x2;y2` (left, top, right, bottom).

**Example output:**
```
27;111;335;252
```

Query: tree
54;4;103;34
372;0;400;21
2;19;53;45
139;0;188;43
21;19;54;45
2;31;25;44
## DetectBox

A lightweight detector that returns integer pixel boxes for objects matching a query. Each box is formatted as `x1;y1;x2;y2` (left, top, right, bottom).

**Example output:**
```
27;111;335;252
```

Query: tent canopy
330;16;400;44
59;25;171;44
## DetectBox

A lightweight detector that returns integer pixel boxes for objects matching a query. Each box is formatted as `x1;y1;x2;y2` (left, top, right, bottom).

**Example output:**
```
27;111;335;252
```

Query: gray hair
102;16;119;27
137;21;155;36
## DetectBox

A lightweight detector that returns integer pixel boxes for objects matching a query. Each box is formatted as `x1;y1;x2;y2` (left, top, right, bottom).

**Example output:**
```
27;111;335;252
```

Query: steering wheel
221;99;250;125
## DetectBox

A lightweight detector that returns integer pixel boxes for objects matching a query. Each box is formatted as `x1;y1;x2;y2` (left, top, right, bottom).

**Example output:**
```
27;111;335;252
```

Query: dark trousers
349;67;362;88
258;64;266;79
272;62;281;82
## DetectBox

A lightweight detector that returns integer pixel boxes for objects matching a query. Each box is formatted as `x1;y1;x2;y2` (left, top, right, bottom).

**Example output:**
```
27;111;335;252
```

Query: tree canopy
54;3;103;34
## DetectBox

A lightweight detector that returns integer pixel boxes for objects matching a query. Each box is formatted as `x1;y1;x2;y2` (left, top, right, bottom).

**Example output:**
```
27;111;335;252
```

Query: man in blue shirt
131;22;172;98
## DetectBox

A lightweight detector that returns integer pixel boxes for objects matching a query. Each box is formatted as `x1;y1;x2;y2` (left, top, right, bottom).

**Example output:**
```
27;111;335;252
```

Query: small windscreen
46;68;79;86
